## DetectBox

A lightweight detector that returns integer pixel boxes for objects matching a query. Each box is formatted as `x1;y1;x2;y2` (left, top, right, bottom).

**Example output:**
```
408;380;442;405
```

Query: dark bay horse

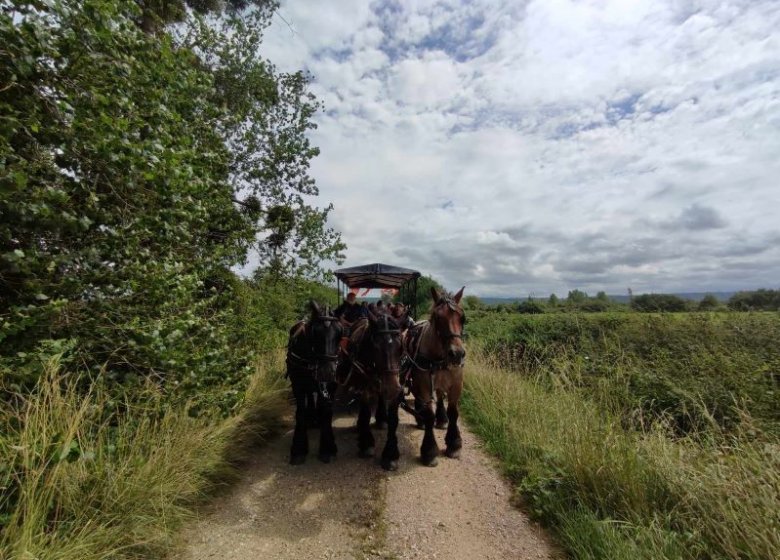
403;287;466;466
340;313;405;470
287;301;343;465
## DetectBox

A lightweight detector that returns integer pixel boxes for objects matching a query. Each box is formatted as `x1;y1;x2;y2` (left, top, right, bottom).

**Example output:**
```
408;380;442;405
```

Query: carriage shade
333;263;421;316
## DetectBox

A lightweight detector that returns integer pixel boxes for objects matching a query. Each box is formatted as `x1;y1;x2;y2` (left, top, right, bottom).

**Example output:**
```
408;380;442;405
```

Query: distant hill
480;292;737;306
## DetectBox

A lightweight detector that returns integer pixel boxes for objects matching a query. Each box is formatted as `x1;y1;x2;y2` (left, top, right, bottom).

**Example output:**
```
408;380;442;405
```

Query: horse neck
419;319;446;360
289;322;311;356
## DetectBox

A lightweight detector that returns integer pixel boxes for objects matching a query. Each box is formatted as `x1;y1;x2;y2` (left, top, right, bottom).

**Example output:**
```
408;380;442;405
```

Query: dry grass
0;352;287;560
462;346;780;560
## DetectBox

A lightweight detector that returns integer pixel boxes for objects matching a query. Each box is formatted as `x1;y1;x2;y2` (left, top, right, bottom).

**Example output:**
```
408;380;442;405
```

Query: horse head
367;310;404;377
307;300;343;379
429;286;466;366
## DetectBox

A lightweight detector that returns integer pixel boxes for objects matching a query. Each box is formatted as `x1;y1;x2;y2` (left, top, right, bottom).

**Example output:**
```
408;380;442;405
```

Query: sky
257;0;780;298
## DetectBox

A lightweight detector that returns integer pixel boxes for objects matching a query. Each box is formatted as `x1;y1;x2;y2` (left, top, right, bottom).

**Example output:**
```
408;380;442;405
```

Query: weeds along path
175;410;558;560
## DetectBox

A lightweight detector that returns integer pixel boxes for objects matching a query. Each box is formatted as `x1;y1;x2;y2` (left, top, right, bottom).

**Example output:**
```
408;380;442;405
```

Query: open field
462;311;780;559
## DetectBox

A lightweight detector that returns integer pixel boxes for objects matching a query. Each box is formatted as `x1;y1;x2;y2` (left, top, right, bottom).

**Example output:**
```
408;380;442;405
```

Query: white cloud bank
255;0;780;297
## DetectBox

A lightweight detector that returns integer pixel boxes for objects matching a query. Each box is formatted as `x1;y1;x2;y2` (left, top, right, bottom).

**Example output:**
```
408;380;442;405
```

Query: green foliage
467;312;780;435
463;348;780;560
0;0;343;410
631;294;689;312
517;300;545;314
728;289;780;311
567;289;588;304
462;294;482;310
0;353;287;558
397;275;445;318
697;294;720;311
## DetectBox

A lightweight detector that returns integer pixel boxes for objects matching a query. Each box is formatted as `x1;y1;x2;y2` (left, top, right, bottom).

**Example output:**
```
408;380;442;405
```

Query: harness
340;316;402;390
398;297;466;413
285;316;341;384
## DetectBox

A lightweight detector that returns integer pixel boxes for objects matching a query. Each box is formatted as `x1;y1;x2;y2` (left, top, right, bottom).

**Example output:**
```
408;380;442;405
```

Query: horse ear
430;286;440;303
453;286;465;304
309;299;322;316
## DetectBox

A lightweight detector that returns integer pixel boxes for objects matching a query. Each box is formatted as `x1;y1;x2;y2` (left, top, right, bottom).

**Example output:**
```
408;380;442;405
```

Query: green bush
467;312;780;435
463;347;780;560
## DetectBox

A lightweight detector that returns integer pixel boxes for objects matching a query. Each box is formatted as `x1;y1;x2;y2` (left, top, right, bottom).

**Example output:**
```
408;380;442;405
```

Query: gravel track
176;408;558;560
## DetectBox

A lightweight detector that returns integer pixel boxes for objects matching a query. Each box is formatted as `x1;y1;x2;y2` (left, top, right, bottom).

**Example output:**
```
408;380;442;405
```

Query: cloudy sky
259;0;780;297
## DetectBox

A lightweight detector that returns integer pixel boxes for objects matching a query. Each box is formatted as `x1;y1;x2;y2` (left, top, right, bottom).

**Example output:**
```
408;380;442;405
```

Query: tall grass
463;346;780;560
0;353;287;560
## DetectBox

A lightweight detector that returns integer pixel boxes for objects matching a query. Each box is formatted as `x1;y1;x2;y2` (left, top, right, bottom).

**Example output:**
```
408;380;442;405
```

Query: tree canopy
0;0;344;405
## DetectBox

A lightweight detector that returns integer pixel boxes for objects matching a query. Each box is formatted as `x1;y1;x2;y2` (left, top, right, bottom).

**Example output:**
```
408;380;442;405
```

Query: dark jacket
334;301;364;323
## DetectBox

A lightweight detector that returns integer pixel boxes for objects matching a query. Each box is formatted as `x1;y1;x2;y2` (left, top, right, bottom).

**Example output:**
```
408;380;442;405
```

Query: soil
175;409;559;560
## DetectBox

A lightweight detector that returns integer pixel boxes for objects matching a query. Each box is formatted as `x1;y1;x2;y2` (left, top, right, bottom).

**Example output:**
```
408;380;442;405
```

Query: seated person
334;292;365;326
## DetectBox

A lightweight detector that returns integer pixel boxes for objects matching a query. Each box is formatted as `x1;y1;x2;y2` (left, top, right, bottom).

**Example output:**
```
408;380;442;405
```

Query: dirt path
176;409;558;560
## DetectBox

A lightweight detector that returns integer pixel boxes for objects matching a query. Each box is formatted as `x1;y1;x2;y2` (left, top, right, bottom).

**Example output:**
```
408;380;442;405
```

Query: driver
334;292;365;327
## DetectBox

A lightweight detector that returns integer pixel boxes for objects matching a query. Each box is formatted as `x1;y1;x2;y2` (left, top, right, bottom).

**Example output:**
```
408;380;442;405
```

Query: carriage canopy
333;263;421;316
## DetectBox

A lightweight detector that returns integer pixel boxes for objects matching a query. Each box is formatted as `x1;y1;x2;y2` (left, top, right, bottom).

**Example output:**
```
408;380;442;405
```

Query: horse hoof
290;454;306;466
421;456;438;467
381;459;399;471
435;420;448;430
358;447;375;458
373;422;386;430
318;453;333;464
445;448;461;459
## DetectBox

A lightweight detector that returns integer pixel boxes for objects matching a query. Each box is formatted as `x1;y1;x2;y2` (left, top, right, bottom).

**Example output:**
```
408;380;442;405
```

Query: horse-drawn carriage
287;263;466;471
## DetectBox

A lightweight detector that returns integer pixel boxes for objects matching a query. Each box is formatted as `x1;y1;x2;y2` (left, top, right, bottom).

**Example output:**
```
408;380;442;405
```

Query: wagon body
333;263;421;317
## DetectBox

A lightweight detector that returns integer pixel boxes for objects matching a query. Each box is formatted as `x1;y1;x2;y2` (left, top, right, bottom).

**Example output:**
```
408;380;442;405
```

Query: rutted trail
176;410;558;560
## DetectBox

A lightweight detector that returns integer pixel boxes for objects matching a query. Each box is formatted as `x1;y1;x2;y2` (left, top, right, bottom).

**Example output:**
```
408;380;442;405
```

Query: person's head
346;292;356;304
377;300;384;309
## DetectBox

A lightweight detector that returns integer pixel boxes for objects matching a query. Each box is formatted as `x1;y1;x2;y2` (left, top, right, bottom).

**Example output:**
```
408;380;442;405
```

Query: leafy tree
0;0;343;408
548;293;559;306
631;294;688;312
397;275;445;318
517;300;544;314
463;295;481;310
595;291;609;301
728;289;780;311
698;294;721;311
567;289;588;305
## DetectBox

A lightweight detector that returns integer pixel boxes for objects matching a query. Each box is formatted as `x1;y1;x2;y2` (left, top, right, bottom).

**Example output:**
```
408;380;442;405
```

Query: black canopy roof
334;263;421;289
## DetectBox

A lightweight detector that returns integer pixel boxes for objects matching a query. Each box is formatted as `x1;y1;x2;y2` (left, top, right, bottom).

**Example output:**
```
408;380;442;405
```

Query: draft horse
404;287;466;466
287;301;343;465
340;313;405;471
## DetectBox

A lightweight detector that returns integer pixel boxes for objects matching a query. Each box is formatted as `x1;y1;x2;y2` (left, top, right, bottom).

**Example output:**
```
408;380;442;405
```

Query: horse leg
357;392;376;458
415;372;439;466
374;392;387;430
444;376;463;459
380;381;402;471
290;378;309;465
317;382;337;463
306;391;318;428
434;391;448;429
413;397;424;429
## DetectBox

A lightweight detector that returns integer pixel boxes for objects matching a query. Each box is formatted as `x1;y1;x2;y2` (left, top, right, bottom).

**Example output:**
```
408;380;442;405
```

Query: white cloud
252;0;780;297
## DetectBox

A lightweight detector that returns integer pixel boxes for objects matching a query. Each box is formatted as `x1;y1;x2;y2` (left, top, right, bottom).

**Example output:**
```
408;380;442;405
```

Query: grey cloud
675;204;729;231
256;0;780;296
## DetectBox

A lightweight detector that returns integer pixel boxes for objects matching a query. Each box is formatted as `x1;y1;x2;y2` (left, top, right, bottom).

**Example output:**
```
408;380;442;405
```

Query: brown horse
339;312;405;470
403;287;466;466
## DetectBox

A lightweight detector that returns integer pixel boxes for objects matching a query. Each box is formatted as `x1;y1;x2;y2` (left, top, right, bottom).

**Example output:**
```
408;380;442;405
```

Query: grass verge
0;352;287;560
462;347;780;560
